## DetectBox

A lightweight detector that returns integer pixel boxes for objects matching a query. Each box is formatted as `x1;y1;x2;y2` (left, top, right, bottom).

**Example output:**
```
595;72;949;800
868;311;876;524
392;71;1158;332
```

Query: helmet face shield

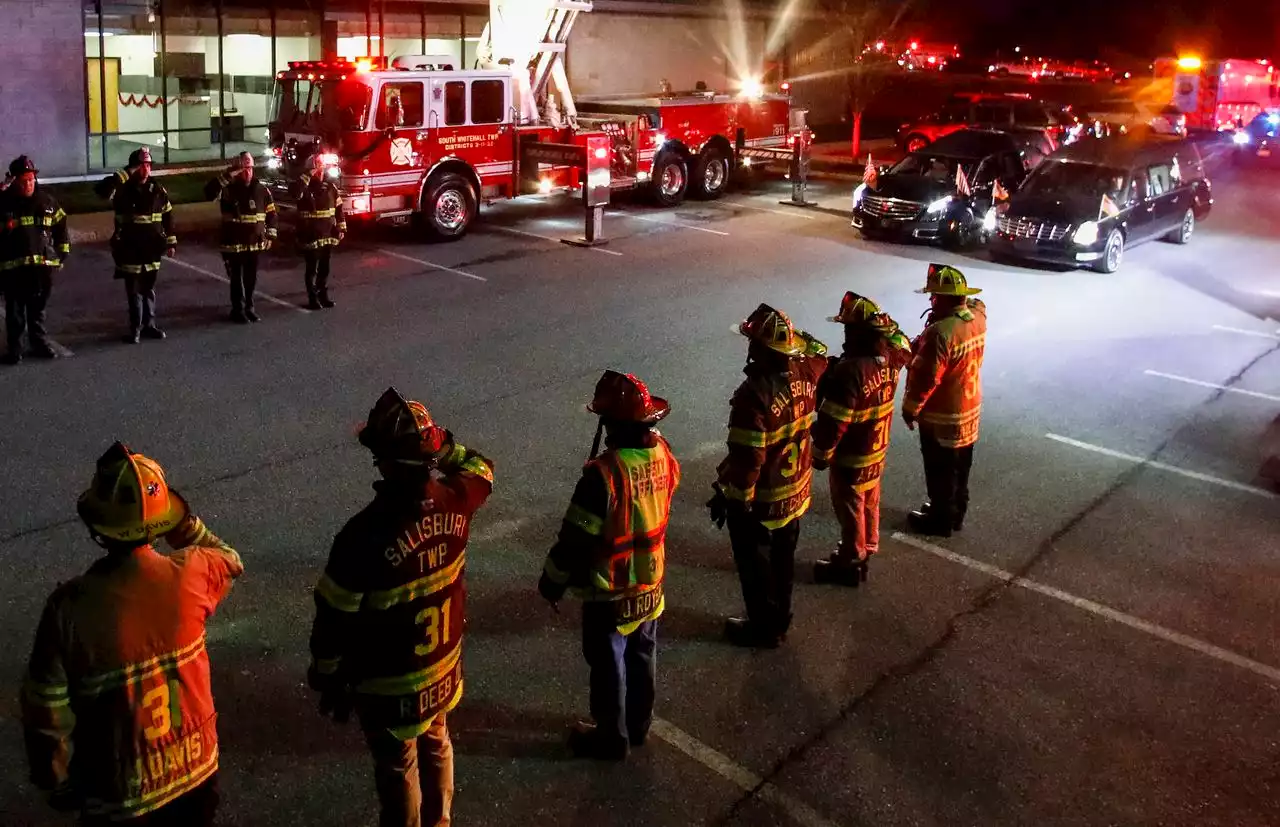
358;387;448;464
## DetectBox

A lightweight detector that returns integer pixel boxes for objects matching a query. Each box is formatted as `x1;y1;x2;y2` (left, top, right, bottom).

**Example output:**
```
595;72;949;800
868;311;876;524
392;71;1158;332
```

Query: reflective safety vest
204;175;277;253
552;438;680;633
0;189;69;271
903;299;987;448
20;517;242;822
291;175;346;250
812;344;912;489
717;355;827;529
310;444;494;739
96;171;176;274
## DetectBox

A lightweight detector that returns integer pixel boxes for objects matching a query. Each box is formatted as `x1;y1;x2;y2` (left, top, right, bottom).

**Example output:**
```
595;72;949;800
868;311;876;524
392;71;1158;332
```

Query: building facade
0;0;795;178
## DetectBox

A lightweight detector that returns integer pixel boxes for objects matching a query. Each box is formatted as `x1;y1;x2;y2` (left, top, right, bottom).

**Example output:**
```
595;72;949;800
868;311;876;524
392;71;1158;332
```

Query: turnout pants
79;774;219;827
829;470;882;562
729;513;801;637
304;249;331;298
222;253;259;314
364;714;454;827
920;432;975;527
4;265;54;355
582;602;657;749
120;269;159;332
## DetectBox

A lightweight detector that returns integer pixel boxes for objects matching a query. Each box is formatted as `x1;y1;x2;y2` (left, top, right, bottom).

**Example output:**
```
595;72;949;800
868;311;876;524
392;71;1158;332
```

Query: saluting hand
165;247;175;258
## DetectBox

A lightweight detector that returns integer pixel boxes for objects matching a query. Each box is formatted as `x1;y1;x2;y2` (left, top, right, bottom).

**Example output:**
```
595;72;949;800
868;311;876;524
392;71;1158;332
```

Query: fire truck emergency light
1177;56;1202;70
740;78;765;99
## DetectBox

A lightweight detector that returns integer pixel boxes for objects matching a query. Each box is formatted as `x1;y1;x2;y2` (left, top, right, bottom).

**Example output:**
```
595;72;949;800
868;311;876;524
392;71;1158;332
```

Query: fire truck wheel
421;173;477;240
690;149;730;200
651;153;689;206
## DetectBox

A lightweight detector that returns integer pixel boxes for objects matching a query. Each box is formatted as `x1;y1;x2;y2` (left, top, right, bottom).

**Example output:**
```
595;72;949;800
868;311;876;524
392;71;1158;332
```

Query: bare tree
813;0;912;158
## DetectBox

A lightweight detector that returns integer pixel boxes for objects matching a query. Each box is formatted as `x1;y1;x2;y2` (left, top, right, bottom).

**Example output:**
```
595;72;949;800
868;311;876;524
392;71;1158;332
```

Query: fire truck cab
263;0;802;239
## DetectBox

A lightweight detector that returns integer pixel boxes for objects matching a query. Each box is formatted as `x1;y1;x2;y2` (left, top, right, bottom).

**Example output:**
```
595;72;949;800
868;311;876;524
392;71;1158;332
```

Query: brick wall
0;0;88;176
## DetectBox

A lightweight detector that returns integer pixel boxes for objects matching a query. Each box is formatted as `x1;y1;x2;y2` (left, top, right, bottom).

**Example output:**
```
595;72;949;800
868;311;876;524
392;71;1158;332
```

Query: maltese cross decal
389;138;414;166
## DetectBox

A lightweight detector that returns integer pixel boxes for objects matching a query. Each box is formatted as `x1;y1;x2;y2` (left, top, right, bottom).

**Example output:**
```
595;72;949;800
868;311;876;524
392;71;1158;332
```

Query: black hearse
990;134;1213;273
851;129;1044;248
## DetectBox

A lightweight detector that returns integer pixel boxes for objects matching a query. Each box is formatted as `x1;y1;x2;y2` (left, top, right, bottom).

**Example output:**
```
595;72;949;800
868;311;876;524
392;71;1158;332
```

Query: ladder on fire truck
474;0;592;127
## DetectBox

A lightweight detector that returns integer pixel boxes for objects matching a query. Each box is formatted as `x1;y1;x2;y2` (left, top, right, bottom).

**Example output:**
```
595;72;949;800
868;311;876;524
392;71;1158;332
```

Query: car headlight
1232;130;1251;145
926;196;951;214
852;183;866;206
266;157;281;170
1073;220;1099;245
982;207;997;231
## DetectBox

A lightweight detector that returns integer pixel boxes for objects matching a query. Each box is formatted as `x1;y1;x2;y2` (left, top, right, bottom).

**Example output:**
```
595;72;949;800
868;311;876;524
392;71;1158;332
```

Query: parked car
852;129;1044;248
896;94;1075;152
1080;99;1186;135
1232;110;1280;165
989;135;1213;273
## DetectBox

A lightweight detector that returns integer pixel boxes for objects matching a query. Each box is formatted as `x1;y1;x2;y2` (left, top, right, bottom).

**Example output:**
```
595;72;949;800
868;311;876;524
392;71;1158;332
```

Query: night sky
902;0;1277;63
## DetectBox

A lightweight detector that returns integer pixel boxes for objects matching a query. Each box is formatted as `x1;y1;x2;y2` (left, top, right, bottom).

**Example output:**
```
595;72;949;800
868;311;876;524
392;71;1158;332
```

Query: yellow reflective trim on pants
543;557;572;585
91;743;219;818
115;262;162;274
0;255;61;270
223;215;266;223
565;503;604;536
720;482;755;502
118;214;164;224
312;657;342;676
363;555;464;611
356;643;462;696
75;635;206;696
385;681;463;740
315;572;363;613
299;209;336;218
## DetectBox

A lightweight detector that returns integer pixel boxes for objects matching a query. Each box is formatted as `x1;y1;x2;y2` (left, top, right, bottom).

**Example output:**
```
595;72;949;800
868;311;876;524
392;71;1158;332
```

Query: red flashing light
780;81;791;91
910;41;919;50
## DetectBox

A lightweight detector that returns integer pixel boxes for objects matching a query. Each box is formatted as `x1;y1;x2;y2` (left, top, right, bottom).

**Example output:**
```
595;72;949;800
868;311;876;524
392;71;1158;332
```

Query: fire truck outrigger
264;0;807;240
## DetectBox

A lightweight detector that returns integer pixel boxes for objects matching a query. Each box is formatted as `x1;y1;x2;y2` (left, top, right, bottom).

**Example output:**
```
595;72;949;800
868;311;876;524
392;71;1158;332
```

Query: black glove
813;457;830;472
707;483;728;529
308;665;353;724
538;572;566;607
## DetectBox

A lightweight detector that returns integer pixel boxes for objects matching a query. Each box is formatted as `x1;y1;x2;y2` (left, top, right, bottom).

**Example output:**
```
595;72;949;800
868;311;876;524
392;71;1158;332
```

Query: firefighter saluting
902;264;987;537
309;388;494;827
290;153;346;309
95;148;176;343
1;155;69;364
539;371;681;760
204;152;276;324
21;443;242;825
811;293;913;586
710;304;827;648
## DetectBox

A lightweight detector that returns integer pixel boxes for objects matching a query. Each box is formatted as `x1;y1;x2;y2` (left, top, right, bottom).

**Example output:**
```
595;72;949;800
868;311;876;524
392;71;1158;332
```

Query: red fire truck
1154;56;1280;131
264;0;801;239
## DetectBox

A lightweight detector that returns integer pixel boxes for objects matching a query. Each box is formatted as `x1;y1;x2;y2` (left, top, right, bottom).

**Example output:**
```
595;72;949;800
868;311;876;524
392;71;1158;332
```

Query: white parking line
1211;324;1280;340
378;249;487;282
1044;433;1276;499
490;225;624;256
167;258;310;313
621;213;731;236
651;718;841;827
1144;369;1280;403
890;532;1280;687
719;200;819;220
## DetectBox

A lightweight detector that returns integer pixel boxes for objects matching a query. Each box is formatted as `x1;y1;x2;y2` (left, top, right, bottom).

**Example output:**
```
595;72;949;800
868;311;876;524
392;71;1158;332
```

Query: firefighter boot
813;547;868;587
911;502;964;532
724;617;784;649
318;287;335;309
304;270;321;310
567;722;629;761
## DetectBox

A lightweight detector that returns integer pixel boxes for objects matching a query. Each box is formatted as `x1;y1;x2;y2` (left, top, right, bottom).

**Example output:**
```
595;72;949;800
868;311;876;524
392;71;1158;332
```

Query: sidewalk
67;201;222;245
807;138;902;175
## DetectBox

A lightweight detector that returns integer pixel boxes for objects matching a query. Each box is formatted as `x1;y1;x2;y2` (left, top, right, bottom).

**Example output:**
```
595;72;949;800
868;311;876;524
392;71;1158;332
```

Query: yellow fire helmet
77;442;188;543
918;263;982;296
732;303;808;356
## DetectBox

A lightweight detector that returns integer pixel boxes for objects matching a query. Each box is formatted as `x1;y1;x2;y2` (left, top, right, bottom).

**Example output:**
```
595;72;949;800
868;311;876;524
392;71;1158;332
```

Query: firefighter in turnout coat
21;443;241;825
95;148;176;343
204;152;276;324
309;388;494;827
811;293;913;586
0;155;69;364
903;264;987;537
290;153;346;309
710;304;827;648
539;371;681;760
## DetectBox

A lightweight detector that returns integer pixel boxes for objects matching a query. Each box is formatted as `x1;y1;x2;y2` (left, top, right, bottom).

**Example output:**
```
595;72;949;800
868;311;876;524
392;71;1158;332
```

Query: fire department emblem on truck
390;138;414;166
